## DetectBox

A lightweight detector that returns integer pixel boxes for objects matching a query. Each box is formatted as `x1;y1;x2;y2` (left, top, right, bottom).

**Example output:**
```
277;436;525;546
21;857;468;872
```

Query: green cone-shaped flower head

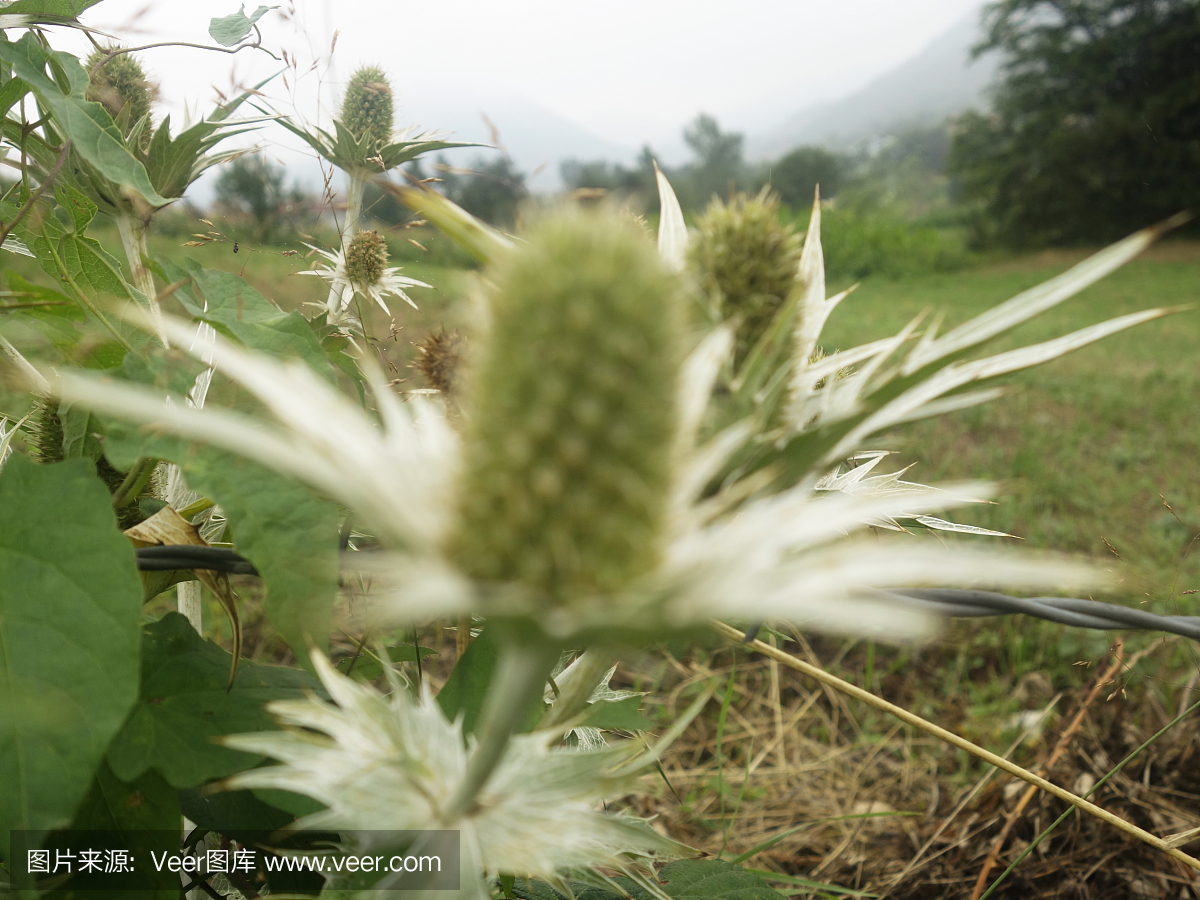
345;229;389;288
85;47;155;146
690;186;802;362
340;65;394;149
453;208;683;612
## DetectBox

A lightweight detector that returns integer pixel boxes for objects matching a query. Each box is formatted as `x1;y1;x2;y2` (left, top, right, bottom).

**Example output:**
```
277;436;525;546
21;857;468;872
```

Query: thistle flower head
299;236;430;325
85;47;156;146
340;65;394;149
451;207;684;613
690;187;802;362
345;228;389;287
221;652;681;896
413;328;464;399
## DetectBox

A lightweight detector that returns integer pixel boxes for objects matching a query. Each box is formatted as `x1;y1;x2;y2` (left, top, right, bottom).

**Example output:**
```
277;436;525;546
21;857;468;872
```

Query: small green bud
452;209;683;610
345;229;389;288
340;65;394;149
690;187;803;363
85;47;156;147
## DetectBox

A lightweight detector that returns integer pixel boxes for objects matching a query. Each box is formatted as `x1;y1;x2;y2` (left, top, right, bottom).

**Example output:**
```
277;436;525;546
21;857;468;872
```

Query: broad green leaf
38;762;181;899
0;0;104;16
106;612;322;788
180;786;295;841
0;74;30;120
436;629;500;737
0;455;143;842
209;4;277;46
163;257;333;379
0;33;171;206
0;272;85;354
581;696;654;732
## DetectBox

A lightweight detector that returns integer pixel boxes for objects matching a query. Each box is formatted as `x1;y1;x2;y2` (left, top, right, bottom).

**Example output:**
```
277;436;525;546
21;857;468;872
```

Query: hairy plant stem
111;455;158;508
115;215;167;347
537;647;619;730
442;641;560;823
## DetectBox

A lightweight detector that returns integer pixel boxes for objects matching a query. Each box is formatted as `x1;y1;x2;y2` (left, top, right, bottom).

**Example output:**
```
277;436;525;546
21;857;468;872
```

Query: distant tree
213;155;307;242
767;146;845;208
560;147;657;202
438;154;526;229
683;114;745;203
948;0;1200;246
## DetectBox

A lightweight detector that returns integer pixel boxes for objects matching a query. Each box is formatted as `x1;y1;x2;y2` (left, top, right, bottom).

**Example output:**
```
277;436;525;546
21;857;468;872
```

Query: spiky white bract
56;313;457;553
221;653;681;899
814;451;1015;537
298;242;431;323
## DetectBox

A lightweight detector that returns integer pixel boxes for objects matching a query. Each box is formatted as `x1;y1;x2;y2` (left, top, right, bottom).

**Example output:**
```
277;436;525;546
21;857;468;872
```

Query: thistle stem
443;641;559;823
537;647;618;730
324;171;367;318
115;215;168;348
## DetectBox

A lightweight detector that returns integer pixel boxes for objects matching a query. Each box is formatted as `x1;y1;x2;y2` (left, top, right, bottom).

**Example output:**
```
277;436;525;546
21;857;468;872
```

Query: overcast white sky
57;0;988;192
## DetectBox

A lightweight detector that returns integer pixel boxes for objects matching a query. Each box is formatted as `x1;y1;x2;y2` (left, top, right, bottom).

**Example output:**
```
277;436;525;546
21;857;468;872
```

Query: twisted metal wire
136;546;1200;642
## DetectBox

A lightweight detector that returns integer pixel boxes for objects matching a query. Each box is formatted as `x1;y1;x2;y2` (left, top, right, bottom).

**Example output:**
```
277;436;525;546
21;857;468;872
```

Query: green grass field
821;243;1200;606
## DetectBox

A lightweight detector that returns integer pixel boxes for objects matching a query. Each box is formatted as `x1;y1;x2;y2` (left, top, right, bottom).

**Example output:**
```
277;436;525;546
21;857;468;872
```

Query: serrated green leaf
209;4;277;46
106;612;323;788
0;272;85;354
0;455;143;843
581;696;654;732
56;182;96;233
654;859;788;899
0;33;171;206
56;399;102;461
164;258;333;379
0;0;104;16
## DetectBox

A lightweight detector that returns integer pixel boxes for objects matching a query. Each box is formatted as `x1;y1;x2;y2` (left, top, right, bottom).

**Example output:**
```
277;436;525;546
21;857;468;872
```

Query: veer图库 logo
9;830;460;894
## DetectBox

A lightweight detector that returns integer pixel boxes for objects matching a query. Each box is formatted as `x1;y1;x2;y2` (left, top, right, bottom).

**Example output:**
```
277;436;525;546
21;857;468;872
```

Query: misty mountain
397;93;635;192
745;11;1002;160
